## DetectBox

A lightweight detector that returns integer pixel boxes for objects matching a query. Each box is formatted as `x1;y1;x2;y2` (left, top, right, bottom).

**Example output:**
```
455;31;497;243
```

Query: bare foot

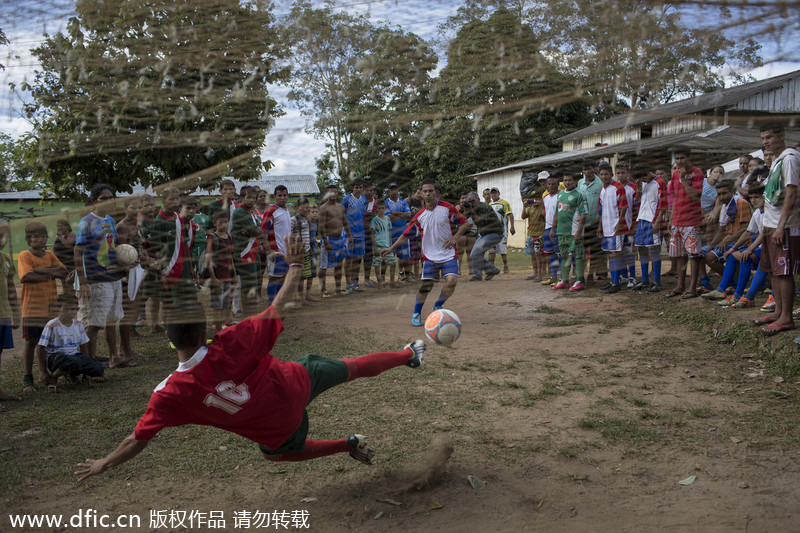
22;384;36;394
82;375;93;388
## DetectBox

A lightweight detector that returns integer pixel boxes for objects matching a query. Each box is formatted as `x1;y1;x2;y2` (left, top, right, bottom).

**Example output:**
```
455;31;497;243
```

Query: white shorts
494;235;508;255
82;280;124;328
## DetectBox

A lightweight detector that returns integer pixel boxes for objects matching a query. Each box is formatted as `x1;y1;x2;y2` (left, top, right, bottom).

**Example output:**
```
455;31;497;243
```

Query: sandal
0;393;23;402
761;323;795;336
680;292;699;299
665;289;683;298
752;317;774;326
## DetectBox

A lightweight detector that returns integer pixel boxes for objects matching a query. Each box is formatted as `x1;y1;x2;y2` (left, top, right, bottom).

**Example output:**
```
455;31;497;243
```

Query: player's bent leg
343;340;427;379
261;438;354;462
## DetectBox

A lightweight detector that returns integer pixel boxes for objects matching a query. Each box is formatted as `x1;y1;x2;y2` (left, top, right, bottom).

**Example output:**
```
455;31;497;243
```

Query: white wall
475;169;526;248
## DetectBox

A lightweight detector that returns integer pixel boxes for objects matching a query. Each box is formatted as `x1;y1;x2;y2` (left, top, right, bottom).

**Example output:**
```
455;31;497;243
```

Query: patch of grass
639;409;685;427
688;406;712;418
545;317;585;327
533;305;566;314
570;473;590;482
579;413;663;444
503;380;524;389
540;331;573;339
499;300;522;308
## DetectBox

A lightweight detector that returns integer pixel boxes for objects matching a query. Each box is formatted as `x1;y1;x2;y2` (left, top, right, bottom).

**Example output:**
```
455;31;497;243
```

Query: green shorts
558;234;584;258
238;262;260;292
258;354;349;455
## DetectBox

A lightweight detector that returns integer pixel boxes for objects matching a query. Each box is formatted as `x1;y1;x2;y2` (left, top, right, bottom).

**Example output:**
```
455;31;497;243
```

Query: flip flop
665;289;683;298
109;359;138;369
0;405;7;413
681;292;699;299
752;317;774;326
0;393;23;402
761;323;795;337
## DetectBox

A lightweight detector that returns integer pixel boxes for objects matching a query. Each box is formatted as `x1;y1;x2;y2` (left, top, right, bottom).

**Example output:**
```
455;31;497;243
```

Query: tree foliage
0;132;48;192
22;0;287;199
407;8;591;197
282;1;437;188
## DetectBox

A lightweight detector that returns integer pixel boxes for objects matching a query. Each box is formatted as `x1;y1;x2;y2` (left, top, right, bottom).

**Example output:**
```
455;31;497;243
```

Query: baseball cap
537;171;550;181
490;187;499;193
388;182;399;188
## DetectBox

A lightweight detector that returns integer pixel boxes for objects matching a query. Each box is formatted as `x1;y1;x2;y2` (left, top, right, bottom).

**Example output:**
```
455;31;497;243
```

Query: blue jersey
76;213;122;283
342;194;367;237
384;198;411;239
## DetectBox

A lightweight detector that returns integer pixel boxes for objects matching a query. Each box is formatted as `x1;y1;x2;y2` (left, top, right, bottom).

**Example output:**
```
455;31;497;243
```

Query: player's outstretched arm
75;432;149;482
271;234;304;317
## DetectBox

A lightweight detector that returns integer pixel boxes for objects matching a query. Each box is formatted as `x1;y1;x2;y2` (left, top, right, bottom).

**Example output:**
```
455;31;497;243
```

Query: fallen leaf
774;376;785;383
468;474;486;490
678;475;696;486
428;501;444;510
300;497;317;503
373;511;383;520
377;498;402;507
730;437;742;444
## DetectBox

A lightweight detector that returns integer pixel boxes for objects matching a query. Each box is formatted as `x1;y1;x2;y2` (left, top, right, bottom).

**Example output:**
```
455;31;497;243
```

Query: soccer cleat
569;281;585;292
626;277;637;289
645;283;662;293
552;281;569;290
718;294;737;306
733;297;753;308
599;281;614;290
761;294;776;312
484;269;500;281
411;313;423;327
432;303;443;311
364;280;377;288
404;339;427;368
468;275;482;282
346;434;374;465
702;290;726;301
321;289;333;298
352;284;363;292
605;284;620;294
630;281;647;291
540;277;552;285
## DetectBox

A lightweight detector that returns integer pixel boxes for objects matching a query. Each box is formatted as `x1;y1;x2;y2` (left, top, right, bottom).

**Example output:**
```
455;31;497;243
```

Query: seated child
37;294;105;391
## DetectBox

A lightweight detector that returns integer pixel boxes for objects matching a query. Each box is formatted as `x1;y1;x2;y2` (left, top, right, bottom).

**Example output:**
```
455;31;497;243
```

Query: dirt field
3;267;800;532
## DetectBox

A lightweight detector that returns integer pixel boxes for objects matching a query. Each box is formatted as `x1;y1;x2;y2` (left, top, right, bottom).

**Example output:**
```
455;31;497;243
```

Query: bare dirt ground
4;269;800;532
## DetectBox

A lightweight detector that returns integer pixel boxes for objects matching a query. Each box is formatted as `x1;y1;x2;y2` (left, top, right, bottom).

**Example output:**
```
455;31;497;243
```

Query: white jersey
763;147;800;229
271;206;292;254
543;193;558;230
637;180;661;223
599;181;628;235
746;208;764;237
402;201;465;263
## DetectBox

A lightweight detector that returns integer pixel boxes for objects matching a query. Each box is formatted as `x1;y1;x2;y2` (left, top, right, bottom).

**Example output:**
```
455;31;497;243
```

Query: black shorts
22;317;48;340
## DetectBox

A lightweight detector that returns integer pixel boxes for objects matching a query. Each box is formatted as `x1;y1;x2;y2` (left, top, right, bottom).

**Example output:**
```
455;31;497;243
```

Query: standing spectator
482;188;492;203
578;160;606;282
261;185;292;303
597;162;629;294
456;192;478;275
370;193;397;289
615;162;639;287
361;184;378;288
755;123;800;335
308;204;320;297
0;221;21;408
462;192;504;281
291;197;314;304
488;187;515;274
206;210;235;332
137;194;162;334
407;188;423;281
381;180;471;326
541;173;562;284
52;220;76;275
631;164;668;292
232;186;263;317
116;196;144;356
385;183;412;281
75;184;129;368
341;179;368;293
521;190;545;281
20;221;68;392
207;179;237;229
255;189;269;219
666;146;705;299
551;169;588;291
318;184;353;297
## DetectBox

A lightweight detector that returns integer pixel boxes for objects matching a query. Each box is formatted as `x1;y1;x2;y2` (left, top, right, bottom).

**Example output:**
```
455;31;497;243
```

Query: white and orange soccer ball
116;244;139;268
424;309;462;346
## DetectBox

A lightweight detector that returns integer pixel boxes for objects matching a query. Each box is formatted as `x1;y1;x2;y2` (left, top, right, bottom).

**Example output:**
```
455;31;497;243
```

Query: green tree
22;0;287;198
406;8;590;197
0;132;48;192
282;1;436;188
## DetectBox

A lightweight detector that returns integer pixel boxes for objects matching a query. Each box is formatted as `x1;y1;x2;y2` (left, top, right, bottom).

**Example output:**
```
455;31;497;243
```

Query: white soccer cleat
346;434;374;465
404;339;427;368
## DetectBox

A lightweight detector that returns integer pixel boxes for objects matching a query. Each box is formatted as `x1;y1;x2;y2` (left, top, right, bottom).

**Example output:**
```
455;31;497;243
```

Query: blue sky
1;0;799;176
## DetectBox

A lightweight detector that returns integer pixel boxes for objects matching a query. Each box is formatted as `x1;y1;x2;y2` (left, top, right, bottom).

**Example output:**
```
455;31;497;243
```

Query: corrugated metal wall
734;75;800;112
475;169;526;248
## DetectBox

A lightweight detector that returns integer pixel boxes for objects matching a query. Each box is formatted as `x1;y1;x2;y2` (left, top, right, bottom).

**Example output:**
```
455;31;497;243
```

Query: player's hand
282;234;304;265
443;237;457;249
12;315;19;329
549;229;555;241
740;250;751;262
75;458;106;482
509;227;516;236
772;226;785;246
211;278;222;290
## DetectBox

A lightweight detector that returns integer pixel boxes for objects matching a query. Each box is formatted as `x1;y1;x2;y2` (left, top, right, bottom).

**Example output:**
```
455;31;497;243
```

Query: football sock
649;247;661;285
628;265;636;279
609;258;620;285
266;281;281;303
574;256;585;283
414;297;424;315
344;350;413;380
640;260;650;285
434;293;447;308
717;254;738;293
549;256;559;279
262;439;350;462
745;269;768;300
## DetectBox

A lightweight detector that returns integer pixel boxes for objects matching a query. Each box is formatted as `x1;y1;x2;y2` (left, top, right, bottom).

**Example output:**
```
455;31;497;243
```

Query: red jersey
134;307;311;449
670;166;704;227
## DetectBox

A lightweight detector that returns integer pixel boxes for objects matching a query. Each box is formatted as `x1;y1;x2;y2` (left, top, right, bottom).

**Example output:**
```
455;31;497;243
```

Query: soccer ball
116;244;139;268
424;309;462;346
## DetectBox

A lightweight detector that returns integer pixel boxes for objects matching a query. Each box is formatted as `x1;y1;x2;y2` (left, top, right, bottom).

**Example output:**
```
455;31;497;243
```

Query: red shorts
759;227;800;276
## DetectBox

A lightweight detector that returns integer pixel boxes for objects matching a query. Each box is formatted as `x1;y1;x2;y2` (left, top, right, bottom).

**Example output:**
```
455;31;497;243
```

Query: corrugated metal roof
558;69;800;141
470;126;792;177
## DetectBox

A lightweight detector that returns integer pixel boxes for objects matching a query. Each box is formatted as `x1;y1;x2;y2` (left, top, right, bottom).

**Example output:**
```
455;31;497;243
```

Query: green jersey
556;188;588;236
